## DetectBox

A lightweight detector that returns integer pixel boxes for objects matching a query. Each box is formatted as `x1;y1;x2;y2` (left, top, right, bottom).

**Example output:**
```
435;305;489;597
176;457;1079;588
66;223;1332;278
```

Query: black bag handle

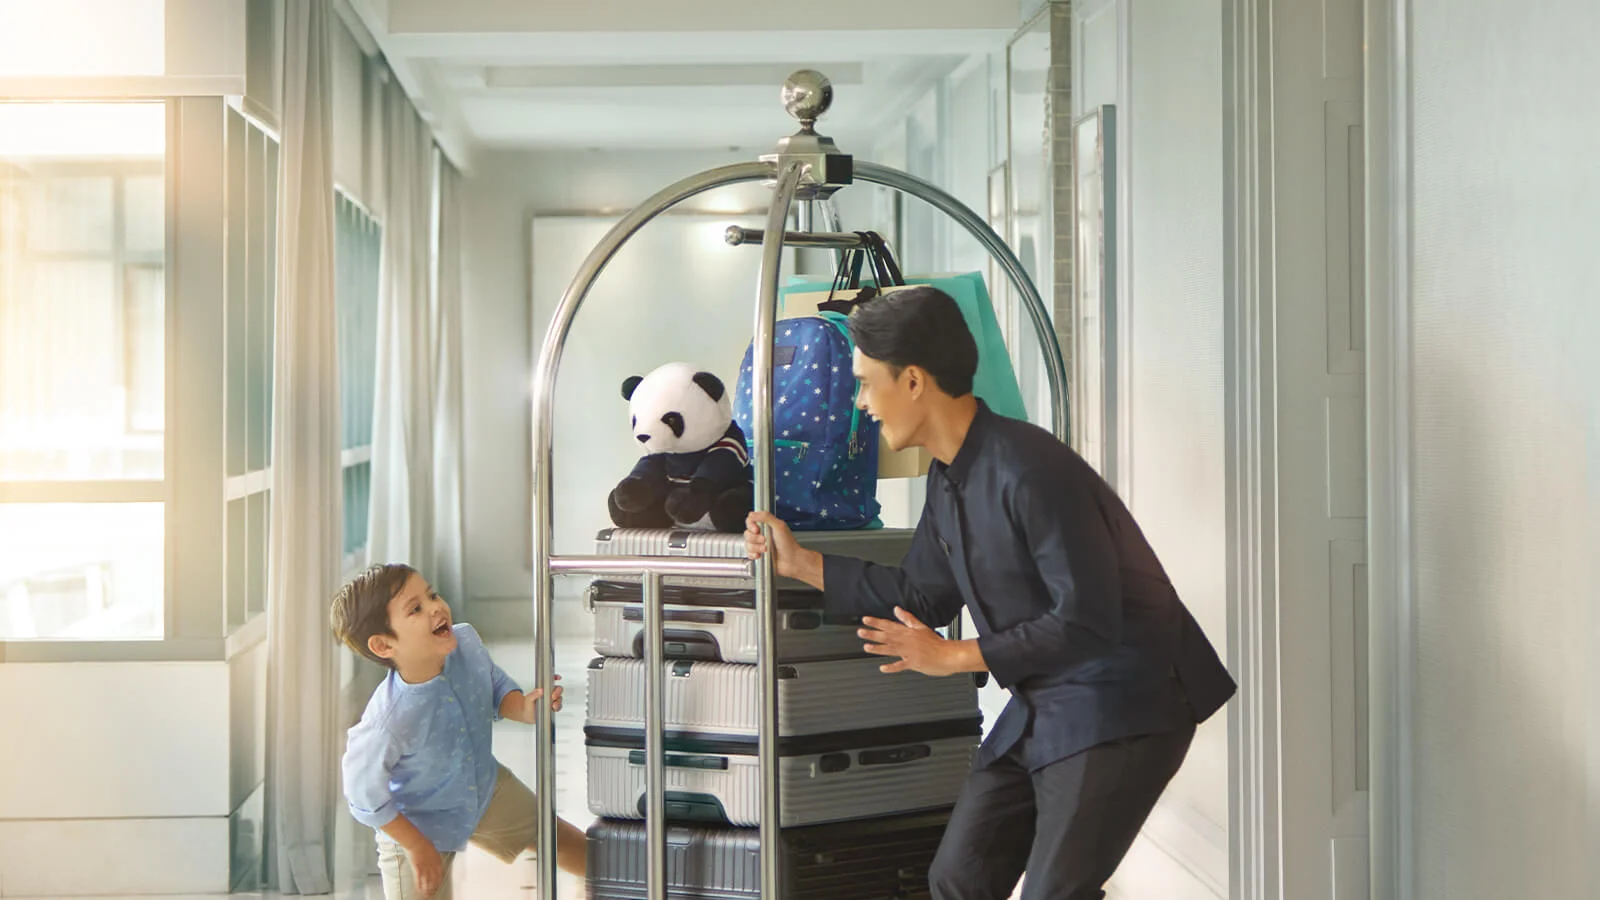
820;231;905;314
859;232;905;288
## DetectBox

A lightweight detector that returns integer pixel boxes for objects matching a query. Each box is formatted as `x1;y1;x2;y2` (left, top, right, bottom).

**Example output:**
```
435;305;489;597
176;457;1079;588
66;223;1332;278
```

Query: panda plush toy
609;361;753;533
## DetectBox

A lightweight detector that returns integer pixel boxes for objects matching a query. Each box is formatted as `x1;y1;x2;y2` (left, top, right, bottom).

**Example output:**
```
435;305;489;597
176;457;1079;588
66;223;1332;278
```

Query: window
0;101;168;641
222;106;279;634
335;191;380;574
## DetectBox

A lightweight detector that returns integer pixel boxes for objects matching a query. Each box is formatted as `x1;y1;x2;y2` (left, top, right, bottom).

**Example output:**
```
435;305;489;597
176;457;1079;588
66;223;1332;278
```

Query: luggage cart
529;70;1071;900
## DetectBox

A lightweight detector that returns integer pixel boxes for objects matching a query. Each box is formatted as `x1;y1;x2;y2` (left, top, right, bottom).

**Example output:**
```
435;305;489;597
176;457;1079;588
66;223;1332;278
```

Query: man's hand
501;676;562;725
409;842;446;898
745;511;824;589
859;607;985;677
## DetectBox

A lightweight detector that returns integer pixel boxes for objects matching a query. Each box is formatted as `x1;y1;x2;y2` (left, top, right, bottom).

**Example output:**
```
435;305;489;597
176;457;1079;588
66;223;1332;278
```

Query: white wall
1403;1;1600;896
0;0;246;94
529;213;794;557
460;148;785;608
1077;1;1230;896
457;94;993;619
0;662;236;895
331;20;374;208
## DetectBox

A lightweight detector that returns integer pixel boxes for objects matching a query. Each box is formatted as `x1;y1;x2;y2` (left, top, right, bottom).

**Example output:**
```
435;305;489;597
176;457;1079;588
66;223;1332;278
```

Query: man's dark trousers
927;725;1196;900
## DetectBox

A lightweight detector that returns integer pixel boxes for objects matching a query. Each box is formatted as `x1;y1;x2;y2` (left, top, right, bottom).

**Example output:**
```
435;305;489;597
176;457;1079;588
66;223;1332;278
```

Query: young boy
332;563;587;899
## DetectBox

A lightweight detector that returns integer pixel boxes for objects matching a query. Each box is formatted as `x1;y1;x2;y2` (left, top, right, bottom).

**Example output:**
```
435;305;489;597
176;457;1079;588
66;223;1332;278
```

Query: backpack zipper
817;311;866;458
751;438;810;461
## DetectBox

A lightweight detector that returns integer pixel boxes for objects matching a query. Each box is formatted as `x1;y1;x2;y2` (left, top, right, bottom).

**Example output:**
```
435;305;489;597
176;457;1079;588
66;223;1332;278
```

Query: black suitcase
585;807;951;900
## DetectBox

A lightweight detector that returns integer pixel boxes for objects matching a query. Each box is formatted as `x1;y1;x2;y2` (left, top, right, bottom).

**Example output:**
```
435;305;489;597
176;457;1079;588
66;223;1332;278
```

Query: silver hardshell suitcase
585;655;982;741
584;719;980;827
592;526;915;591
588;580;867;664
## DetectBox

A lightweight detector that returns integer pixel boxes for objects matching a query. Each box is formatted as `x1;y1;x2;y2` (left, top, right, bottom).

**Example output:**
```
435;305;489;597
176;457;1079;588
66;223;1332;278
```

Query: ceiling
339;0;1022;163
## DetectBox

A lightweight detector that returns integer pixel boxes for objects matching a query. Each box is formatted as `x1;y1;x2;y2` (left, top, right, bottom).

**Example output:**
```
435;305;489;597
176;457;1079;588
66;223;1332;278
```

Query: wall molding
0;817;230;896
1221;0;1283;898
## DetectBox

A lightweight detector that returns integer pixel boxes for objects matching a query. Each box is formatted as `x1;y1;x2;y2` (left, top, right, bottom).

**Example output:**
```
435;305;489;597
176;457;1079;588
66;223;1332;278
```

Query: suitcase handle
627;750;730;771
635;791;729;823
858;743;933;767
631;629;722;661
621;607;727;625
787;611;822;630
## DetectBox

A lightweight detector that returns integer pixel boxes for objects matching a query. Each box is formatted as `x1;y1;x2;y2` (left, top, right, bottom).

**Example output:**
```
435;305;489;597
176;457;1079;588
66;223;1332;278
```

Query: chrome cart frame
529;71;1069;900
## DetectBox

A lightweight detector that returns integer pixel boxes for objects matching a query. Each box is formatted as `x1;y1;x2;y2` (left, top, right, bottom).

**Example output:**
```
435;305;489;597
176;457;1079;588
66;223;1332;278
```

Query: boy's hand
409;842;446;898
502;677;562;725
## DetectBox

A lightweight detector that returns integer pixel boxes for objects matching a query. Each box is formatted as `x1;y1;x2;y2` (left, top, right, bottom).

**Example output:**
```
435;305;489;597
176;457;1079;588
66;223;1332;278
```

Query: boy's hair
330;563;417;669
846;286;978;398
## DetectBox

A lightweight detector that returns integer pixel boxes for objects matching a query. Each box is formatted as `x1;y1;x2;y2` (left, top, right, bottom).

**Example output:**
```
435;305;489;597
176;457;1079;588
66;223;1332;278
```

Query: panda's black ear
692;372;725;402
622;375;644;400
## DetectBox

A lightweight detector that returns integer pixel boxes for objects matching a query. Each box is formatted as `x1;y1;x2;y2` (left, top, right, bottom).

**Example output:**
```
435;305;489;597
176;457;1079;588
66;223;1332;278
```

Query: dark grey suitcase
585;808;951;900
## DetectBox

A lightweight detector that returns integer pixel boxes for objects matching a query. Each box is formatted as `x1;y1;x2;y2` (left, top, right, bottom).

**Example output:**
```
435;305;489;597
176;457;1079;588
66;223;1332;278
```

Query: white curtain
367;75;438;576
430;158;467;607
264;0;340;893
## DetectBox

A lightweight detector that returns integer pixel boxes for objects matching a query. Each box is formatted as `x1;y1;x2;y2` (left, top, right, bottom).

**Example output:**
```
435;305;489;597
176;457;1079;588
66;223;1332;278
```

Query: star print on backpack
734;312;881;530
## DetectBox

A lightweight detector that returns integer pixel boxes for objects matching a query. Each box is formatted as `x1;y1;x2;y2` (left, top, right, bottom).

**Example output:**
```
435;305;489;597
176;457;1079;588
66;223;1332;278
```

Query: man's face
853;348;924;452
369;572;456;671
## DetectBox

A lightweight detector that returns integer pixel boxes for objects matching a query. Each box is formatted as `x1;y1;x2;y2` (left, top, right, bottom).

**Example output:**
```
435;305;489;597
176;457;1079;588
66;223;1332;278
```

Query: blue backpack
734;311;880;530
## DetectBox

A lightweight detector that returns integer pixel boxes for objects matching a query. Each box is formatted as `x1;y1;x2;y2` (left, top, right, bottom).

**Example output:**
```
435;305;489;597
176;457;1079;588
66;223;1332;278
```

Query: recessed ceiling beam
484;62;864;90
387;0;1020;34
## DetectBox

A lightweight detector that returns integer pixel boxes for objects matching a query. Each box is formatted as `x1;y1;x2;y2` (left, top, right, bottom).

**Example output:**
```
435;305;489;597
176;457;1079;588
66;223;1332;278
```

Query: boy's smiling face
368;572;456;679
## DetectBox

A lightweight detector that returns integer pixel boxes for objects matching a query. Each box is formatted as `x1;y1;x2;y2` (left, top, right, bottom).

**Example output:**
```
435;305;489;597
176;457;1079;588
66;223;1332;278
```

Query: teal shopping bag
779;272;1029;423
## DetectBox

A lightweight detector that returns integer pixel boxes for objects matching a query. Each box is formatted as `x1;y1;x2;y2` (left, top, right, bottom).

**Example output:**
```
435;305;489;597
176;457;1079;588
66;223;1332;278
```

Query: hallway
1;1;1597;898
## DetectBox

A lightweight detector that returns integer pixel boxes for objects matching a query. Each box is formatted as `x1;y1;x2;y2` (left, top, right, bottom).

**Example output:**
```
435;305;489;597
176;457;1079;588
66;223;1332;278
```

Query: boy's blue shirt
341;622;521;851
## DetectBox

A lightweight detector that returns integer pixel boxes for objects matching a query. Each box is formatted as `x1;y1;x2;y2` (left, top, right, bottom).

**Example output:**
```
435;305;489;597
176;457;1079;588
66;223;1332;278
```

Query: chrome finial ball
782;70;833;124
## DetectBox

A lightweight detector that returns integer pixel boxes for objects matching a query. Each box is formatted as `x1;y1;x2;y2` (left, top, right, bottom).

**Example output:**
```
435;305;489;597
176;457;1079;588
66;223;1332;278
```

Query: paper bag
779;272;1029;479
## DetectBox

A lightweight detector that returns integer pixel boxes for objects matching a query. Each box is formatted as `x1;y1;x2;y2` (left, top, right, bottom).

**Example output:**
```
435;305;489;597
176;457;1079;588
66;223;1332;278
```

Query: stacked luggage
581;526;983;900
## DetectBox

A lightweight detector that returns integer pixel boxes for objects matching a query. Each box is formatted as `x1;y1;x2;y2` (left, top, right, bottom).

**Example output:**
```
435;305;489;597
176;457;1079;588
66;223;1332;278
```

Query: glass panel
0;102;167;482
262;138;278;468
0;502;163;640
246;128;268;473
335;193;382;454
226;495;246;632
0;102;164;157
342;460;370;556
123;265;164;436
123;174;164;256
225;108;248;478
246;490;268;618
30;175;114;253
358;217;380;447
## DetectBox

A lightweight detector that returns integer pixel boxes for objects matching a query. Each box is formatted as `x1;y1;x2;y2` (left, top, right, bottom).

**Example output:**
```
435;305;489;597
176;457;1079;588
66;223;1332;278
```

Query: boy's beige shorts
375;764;540;900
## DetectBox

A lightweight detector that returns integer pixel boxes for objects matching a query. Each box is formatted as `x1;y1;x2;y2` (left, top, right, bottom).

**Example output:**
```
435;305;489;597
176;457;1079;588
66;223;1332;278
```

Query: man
745;286;1235;900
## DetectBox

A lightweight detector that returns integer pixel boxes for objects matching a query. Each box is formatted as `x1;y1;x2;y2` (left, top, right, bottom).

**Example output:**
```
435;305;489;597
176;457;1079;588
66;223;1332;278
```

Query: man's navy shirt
822;402;1236;770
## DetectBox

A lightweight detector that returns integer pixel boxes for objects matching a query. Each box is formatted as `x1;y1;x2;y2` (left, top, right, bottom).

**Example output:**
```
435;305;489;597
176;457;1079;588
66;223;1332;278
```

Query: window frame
0;98;235;663
221;101;280;638
333;185;380;580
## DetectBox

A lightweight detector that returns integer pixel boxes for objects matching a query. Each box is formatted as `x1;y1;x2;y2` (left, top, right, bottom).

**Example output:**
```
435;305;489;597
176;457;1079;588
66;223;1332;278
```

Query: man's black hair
846;285;978;398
